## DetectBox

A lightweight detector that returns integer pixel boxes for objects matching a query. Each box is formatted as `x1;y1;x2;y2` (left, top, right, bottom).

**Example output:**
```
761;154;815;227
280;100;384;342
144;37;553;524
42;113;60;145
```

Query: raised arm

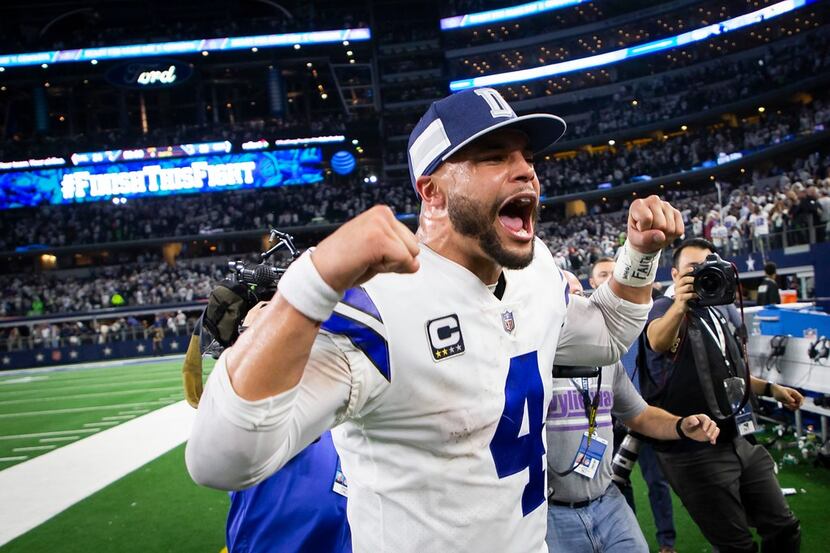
556;196;683;366
185;206;420;490
227;205;419;401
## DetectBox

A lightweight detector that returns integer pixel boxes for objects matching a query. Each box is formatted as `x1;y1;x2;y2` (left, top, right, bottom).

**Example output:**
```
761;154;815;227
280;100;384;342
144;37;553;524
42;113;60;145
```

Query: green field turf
0;358;210;468
2;358;829;552
631;435;830;552
1;444;229;553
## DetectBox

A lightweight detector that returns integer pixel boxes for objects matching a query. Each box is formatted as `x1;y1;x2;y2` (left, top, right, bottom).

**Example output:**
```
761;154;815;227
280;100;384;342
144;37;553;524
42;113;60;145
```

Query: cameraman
643;238;803;553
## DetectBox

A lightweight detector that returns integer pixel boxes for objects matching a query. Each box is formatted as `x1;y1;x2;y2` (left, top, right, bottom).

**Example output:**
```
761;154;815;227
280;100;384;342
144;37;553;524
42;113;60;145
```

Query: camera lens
698;271;723;295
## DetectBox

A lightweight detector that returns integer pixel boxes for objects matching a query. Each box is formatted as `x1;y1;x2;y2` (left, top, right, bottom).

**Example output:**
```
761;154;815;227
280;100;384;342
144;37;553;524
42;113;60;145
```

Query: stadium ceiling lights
449;0;814;91
0;28;371;69
441;0;591;30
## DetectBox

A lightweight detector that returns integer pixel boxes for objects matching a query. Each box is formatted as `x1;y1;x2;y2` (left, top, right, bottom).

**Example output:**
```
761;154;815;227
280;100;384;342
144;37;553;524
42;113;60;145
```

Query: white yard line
82;421;120;428
0;456;28;463
0;386;182;405
0;399;173;418
12;445;56;453
101;415;136;421
0;400;195;546
118;409;149;415
0;376;49;385
0;429;99;441
0;377;182;397
39;436;81;443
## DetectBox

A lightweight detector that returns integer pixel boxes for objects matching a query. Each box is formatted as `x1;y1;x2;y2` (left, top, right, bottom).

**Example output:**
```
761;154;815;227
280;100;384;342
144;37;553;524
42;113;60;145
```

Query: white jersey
186;239;650;553
750;212;769;236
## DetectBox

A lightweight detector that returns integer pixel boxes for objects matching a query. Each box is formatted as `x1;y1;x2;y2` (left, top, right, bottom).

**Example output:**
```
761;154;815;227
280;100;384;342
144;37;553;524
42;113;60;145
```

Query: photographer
643;238;803;553
182;236;351;553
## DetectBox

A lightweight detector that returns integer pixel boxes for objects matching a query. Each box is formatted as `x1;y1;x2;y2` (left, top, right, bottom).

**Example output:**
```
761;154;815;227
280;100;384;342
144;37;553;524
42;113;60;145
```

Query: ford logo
106;59;193;89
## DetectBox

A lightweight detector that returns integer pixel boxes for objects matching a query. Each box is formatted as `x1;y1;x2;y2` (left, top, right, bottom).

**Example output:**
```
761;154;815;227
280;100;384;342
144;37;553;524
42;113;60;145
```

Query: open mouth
497;193;535;241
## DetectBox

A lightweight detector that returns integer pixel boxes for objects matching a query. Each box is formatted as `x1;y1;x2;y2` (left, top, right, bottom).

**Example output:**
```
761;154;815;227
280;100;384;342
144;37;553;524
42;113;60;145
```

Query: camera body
690;253;737;307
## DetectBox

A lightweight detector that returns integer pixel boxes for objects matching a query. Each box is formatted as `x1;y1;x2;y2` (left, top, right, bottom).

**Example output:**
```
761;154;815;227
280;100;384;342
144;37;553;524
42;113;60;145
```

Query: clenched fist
311;205;421;293
627;195;685;254
680;414;720;445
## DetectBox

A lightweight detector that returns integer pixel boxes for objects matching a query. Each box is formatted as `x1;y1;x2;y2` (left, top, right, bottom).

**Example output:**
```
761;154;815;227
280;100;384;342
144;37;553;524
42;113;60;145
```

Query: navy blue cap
407;87;566;189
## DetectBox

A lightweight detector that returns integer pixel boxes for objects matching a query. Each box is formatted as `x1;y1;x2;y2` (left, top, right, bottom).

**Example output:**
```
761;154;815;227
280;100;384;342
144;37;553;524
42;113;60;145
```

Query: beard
447;190;537;269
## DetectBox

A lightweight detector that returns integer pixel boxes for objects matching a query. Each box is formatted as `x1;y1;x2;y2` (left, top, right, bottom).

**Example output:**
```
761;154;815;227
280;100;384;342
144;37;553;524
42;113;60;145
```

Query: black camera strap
688;312;751;420
549;369;603;478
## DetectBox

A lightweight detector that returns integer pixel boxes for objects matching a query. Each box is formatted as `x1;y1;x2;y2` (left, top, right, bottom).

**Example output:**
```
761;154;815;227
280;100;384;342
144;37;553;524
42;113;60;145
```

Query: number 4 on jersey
489;351;546;516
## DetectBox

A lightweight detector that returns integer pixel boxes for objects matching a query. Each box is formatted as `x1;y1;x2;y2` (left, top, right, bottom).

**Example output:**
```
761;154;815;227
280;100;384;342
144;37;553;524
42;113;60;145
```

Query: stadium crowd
1;92;827;254
566;31;830;139
1;149;828;327
544;149;830;276
451;0;760;77
451;3;825;80
539;93;830;195
0;261;222;318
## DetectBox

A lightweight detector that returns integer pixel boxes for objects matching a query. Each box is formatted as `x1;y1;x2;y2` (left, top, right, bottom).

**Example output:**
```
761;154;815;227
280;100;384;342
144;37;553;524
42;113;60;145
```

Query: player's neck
423;233;502;285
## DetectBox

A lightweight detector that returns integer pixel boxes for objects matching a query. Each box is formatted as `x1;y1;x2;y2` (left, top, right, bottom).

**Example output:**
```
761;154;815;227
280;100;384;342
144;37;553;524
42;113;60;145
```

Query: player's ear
416;175;445;208
670;267;679;281
588;277;596;289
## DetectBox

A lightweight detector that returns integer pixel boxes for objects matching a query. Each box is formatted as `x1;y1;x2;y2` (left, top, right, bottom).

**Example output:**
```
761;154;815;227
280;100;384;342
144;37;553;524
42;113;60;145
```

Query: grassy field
1;358;829;552
0;359;194;467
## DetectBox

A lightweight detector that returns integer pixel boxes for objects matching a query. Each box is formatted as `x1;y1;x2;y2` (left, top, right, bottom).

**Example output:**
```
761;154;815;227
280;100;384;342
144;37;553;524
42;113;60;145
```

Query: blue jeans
546;484;648;553
639;442;676;548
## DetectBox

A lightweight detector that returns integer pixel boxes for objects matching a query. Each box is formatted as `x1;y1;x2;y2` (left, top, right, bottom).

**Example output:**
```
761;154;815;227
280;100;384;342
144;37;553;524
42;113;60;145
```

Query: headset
765;334;789;372
807;336;830;363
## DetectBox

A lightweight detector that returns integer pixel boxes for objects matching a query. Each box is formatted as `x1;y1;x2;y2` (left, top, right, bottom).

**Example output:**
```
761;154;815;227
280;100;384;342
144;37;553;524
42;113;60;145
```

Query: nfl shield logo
501;311;515;334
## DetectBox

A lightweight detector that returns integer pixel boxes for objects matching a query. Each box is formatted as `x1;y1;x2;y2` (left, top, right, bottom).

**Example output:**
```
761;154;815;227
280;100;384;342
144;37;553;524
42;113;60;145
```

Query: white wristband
278;249;343;322
613;240;661;287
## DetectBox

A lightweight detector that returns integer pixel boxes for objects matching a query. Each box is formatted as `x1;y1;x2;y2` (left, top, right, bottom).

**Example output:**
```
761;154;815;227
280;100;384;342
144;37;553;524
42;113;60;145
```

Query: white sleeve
185;332;357;491
554;282;651;367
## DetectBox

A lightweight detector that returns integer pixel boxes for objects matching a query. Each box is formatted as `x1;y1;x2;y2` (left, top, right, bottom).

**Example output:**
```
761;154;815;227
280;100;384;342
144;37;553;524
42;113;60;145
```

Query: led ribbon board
449;0;814;91
69;141;232;166
441;0;591;31
0;28;371;69
0;149;323;210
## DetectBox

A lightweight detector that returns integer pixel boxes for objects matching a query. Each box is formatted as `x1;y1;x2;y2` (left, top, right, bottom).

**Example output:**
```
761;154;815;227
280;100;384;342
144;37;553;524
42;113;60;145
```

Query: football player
187;88;683;552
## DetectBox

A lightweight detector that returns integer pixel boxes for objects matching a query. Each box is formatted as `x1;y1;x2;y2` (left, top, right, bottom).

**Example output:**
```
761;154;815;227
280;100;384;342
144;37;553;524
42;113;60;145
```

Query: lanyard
570;368;604;438
549;368;604;478
698;307;731;368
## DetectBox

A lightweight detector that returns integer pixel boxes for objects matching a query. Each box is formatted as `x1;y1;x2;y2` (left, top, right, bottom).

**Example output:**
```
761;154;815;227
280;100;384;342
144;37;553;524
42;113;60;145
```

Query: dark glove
202;280;257;348
182;279;258;408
